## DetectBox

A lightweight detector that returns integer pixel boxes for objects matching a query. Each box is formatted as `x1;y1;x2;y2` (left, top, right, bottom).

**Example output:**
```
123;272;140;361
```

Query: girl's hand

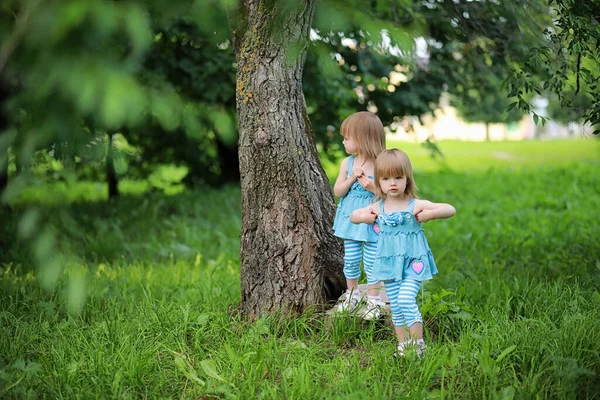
365;205;377;223
367;206;377;224
350;205;378;224
352;167;364;178
415;209;433;223
357;175;374;192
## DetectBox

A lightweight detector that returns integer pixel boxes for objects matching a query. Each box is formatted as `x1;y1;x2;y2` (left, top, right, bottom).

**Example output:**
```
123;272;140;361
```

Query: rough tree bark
106;131;119;199
0;75;9;196
232;0;345;316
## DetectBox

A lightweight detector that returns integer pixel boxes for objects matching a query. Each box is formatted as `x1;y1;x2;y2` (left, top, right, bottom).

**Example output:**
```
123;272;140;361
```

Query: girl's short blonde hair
340;111;385;161
374;149;418;199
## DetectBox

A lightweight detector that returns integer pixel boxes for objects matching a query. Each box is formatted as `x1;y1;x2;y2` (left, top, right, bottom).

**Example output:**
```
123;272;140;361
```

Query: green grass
389;137;600;172
321;137;600;177
1;139;599;398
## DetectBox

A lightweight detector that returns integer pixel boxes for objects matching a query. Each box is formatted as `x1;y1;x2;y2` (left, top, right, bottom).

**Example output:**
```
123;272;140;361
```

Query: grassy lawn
1;139;599;398
322;137;600;177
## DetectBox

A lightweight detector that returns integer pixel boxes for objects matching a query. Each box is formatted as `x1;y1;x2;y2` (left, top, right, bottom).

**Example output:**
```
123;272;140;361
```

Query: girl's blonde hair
340;111;385;161
374;149;418;199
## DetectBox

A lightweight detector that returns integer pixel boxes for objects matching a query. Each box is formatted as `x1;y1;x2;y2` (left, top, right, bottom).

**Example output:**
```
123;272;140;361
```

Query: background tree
0;77;10;197
129;17;239;187
487;0;599;131
0;0;199;285
450;74;524;141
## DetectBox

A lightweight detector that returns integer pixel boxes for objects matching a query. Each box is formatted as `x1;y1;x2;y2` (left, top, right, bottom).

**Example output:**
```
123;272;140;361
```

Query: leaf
66;270;87;315
102;74;129;128
495;345;517;363
449;310;472;320
173;353;188;374
123;5;152;57
196;313;210;327
500;386;516;400
436;289;455;299
224;344;239;364
150;90;182;131
314;2;350;31
200;359;226;382
13;360;42;377
172;353;205;386
211;109;236;145
283;367;294;379
18;208;41;239
477;352;497;376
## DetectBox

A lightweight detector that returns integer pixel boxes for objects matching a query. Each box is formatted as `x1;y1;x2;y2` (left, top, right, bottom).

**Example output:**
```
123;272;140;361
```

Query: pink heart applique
412;261;424;274
372;223;380;235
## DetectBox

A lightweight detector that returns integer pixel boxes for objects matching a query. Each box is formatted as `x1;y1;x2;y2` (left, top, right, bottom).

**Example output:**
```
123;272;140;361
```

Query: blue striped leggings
383;279;422;327
343;239;378;284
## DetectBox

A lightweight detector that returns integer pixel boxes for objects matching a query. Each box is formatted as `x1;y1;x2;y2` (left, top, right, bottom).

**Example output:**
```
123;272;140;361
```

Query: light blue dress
332;156;378;242
372;198;438;282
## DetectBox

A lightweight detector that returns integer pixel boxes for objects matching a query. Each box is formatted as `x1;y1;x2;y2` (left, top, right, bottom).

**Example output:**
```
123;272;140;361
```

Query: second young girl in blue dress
332;111;386;320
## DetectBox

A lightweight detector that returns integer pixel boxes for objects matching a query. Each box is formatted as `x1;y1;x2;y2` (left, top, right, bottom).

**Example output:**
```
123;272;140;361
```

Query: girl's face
342;134;358;155
379;175;407;198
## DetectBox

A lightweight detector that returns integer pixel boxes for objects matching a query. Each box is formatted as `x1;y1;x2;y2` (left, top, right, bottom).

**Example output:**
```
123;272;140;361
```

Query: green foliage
0;0;238;193
415;0;545;125
129;18;238;186
506;0;600;130
307;0;446;155
3;0;596;194
147;164;188;195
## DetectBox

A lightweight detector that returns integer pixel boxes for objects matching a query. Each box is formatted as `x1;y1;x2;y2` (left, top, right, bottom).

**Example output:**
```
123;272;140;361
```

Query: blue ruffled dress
332;156;378;242
372;198;438;282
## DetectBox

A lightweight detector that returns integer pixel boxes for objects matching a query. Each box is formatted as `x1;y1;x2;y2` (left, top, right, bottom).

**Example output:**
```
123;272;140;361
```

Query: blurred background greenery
0;0;598;287
0;0;597;288
0;0;598;198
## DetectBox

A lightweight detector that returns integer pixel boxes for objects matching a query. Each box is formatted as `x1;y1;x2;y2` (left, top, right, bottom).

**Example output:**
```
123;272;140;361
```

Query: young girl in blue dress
350;149;456;355
332;111;386;320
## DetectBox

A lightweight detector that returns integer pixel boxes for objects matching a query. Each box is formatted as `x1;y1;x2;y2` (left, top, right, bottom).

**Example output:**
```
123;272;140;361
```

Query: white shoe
395;343;406;358
362;299;384;320
335;292;361;313
394;339;426;358
415;340;426;356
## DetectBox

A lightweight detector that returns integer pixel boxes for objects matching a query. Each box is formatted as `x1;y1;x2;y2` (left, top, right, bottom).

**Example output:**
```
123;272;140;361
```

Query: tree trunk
0;76;9;196
0;151;6;195
233;0;345;316
106;131;119;199
0;135;7;197
485;123;490;141
216;138;240;184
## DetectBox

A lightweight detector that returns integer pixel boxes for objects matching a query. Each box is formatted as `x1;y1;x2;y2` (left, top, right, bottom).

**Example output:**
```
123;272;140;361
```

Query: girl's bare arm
333;157;359;198
414;200;456;223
